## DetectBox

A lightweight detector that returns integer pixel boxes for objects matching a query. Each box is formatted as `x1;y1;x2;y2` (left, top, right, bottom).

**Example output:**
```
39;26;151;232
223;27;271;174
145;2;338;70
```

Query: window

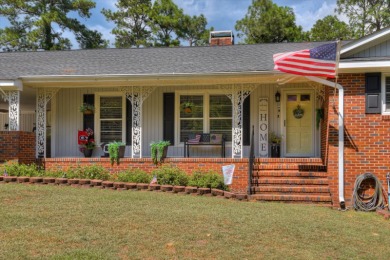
178;94;232;143
99;96;124;143
385;75;390;113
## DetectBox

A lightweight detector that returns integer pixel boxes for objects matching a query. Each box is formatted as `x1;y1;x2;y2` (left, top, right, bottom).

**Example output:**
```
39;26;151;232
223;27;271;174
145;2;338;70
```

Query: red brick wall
210;37;233;46
326;73;390;207
44;157;249;193
0;131;36;164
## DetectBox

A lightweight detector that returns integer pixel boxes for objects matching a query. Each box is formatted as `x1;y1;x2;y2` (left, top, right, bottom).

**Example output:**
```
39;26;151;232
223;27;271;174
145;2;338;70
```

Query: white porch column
121;86;156;158
221;84;255;158
0;90;20;130
36;88;59;158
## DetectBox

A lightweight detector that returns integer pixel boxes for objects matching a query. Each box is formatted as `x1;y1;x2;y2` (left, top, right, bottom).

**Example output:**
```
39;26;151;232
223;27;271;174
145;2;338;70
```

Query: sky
1;0;343;49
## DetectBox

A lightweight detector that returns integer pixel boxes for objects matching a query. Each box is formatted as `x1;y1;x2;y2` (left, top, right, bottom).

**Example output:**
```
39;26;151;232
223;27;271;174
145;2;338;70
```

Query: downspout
305;76;345;209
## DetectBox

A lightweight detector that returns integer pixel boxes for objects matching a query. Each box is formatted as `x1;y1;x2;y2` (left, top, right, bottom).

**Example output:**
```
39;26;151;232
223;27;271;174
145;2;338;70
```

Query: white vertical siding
0;112;35;132
351;39;390;58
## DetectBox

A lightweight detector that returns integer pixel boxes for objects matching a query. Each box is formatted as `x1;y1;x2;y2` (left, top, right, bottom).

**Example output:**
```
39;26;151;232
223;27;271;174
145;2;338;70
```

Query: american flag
273;42;338;78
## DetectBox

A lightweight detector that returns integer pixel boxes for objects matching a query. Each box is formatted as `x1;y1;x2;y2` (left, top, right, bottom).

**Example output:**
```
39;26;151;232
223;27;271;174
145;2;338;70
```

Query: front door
283;90;314;157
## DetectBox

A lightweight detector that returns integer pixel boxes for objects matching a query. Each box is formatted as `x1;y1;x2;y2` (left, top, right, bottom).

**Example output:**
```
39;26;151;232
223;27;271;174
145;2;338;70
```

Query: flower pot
118;145;126;158
83;109;93;115
83;148;93;157
271;143;280;158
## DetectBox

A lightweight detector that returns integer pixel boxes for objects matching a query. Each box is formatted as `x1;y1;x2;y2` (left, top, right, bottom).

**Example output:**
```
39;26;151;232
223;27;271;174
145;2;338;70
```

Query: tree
309;15;354;41
179;14;211;46
148;0;185;47
336;0;390;37
102;0;152;48
235;0;304;43
0;0;107;51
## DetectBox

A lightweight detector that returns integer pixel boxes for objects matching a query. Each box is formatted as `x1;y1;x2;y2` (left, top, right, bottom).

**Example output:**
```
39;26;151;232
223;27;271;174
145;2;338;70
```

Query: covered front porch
2;73;328;161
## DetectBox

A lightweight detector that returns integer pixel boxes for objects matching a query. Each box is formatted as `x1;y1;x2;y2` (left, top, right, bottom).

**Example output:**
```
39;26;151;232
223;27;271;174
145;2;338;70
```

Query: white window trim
94;92;126;145
382;73;390;115
175;90;232;146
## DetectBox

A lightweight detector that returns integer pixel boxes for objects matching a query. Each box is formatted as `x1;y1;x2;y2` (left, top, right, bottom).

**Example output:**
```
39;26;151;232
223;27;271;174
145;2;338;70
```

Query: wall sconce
275;91;281;103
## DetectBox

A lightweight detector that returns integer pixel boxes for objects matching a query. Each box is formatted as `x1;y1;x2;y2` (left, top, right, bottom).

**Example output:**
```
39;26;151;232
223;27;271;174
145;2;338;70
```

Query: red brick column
0;131;36;164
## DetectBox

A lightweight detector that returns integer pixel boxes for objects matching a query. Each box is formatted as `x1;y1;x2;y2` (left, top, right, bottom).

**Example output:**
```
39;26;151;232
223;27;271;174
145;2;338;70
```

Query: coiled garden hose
352;172;384;211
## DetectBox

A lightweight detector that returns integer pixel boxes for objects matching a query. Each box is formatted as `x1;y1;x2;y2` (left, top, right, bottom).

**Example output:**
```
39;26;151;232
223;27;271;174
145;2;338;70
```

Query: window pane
210;95;232;117
288;95;297;101
100;96;122;143
301;94;310;101
210;119;232;141
180;95;203;118
180;119;203;142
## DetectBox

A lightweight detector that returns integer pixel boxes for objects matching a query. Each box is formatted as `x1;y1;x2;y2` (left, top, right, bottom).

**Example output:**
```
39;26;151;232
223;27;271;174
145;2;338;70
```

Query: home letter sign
259;98;268;157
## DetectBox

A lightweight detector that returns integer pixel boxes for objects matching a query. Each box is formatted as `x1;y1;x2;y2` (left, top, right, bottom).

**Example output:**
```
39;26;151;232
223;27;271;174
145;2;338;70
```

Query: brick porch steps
251;158;331;205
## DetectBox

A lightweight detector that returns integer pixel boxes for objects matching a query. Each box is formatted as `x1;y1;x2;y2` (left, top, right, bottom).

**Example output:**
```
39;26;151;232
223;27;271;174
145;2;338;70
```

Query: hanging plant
180;101;194;113
293;105;304;119
316;108;324;129
150;140;170;165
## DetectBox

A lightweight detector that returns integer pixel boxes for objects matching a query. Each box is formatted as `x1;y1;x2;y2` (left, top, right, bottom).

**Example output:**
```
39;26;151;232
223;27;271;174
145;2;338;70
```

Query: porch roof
0;41;331;81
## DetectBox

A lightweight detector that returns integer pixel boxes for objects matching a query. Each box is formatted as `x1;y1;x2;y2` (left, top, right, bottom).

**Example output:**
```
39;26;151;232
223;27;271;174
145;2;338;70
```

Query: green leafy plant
269;132;281;144
1;163;44;177
188;169;227;190
64;164;110;180
180;101;195;113
316;108;324;129
79;103;95;114
114;169;152;183
151;165;188;186
150;140;170;165
108;141;125;166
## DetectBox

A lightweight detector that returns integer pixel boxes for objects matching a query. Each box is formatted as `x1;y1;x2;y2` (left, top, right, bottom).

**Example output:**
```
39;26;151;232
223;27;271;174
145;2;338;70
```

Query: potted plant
79;103;95;115
108;141;126;165
150;140;170;165
269;131;281;158
79;128;96;157
180;101;194;113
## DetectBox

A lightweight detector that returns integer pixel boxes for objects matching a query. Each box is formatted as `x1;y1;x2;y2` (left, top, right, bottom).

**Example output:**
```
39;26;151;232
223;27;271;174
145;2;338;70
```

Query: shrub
188;170;227;190
116;168;152;183
64;165;110;180
1;163;44;177
151;165;188;186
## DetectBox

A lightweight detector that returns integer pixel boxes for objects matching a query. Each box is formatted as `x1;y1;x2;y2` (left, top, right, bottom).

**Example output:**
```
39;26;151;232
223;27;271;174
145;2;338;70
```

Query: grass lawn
1;184;390;259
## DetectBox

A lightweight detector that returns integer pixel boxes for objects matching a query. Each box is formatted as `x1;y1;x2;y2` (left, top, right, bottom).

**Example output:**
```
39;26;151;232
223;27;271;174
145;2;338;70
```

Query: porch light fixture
275;91;281;103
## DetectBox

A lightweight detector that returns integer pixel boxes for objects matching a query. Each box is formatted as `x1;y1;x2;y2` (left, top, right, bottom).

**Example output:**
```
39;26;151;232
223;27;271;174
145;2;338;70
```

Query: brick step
254;164;326;171
250;194;332;203
251;185;330;194
252;178;329;185
255;158;323;164
252;170;327;178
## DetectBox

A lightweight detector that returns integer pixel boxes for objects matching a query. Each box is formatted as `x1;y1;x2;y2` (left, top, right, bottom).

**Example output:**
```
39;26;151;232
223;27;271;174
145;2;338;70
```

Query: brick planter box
235;193;248;201
102;181;114;188
197;187;211;195
29;177;43;184
79;179;91;185
137;183;149;190
90;179;103;187
68;179;80;185
17;177;30;183
0;176;3;182
55;178;68;185
43;177;56;184
185;186;198;194
149;184;161;191
173;186;185;193
125;183;137;190
211;189;224;197
113;182;125;189
161;185;173;192
224;191;236;199
4;176;17;183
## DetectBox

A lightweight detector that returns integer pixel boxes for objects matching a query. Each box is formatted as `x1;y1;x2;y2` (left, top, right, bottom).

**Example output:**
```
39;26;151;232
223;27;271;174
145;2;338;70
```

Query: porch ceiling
21;72;311;88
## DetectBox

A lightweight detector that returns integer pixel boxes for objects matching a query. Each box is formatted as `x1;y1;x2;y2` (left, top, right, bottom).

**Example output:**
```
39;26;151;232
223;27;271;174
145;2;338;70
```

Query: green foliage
64;165;110;180
309;15;354;41
188;170;227;190
152;165;188;186
269;132;281;144
179;14;211;46
150;140;170;165
0;0;107;51
336;0;390;38
115;168;152;183
148;0;184;46
235;0;304;43
1;163;44;177
102;0;152;48
108;141;125;166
